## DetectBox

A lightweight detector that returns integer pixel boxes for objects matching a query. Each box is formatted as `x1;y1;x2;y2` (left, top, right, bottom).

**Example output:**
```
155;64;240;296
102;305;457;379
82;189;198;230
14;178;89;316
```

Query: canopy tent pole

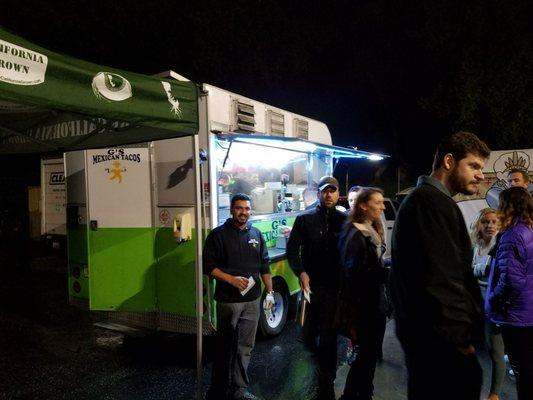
193;134;204;400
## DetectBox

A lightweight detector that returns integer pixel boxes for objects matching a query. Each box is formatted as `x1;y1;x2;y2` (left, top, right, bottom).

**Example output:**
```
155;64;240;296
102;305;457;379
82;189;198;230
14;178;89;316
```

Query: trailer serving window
214;134;331;225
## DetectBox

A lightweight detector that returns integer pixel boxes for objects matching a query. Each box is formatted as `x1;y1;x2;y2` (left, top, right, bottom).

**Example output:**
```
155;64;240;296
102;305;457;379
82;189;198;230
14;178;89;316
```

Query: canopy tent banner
0;27;198;153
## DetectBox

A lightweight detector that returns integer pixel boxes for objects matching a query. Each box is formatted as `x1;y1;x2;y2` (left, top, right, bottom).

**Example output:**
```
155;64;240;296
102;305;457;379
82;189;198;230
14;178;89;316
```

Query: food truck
0;28;385;338
65;79;386;336
0;27;389;400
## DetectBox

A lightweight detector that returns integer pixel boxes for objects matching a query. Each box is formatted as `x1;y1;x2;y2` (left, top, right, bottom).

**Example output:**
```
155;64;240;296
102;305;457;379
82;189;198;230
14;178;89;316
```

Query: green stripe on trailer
88;227;156;311
154;227;200;316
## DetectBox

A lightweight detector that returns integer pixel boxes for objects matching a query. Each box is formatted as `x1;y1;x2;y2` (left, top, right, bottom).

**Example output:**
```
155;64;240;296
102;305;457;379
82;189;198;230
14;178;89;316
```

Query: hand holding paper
299;272;311;303
240;276;256;296
303;288;311;303
231;276;249;291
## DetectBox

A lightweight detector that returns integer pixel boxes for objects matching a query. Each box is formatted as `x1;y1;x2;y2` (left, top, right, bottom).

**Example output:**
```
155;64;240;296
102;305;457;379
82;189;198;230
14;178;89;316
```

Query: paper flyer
304;288;311;303
240;276;255;296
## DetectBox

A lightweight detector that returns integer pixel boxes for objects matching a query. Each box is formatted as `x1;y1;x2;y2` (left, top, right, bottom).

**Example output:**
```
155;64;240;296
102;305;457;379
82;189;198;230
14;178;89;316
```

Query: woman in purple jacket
486;187;533;400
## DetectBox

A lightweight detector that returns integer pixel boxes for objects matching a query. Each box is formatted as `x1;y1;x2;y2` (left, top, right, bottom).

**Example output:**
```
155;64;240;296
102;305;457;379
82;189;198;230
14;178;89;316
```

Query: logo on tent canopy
161;81;182;117
92;72;132;102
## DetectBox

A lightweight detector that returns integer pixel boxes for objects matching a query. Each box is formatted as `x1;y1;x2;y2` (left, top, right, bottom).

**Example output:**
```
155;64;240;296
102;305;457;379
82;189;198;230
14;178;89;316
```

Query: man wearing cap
287;176;345;400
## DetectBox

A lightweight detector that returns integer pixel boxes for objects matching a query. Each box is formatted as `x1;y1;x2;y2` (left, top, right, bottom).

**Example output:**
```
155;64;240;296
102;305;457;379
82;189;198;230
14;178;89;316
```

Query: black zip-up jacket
203;219;270;303
287;204;345;290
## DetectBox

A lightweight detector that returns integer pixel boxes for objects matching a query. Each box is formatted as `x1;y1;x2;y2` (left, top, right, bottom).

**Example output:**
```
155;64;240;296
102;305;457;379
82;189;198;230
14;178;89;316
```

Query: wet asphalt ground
0;239;518;400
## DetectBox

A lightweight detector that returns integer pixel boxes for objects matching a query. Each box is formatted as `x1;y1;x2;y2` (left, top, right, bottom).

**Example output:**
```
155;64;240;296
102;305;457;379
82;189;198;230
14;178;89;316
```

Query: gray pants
481;287;505;396
209;298;260;399
485;320;505;396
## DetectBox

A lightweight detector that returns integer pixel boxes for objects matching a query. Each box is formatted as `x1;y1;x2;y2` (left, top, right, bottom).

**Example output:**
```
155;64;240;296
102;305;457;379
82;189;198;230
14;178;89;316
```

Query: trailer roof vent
293;118;309;140
232;99;255;132
266;110;285;136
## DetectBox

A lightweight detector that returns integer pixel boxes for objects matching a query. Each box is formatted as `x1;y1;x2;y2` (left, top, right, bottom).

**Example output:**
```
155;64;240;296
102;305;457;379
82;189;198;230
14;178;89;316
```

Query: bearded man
389;131;491;400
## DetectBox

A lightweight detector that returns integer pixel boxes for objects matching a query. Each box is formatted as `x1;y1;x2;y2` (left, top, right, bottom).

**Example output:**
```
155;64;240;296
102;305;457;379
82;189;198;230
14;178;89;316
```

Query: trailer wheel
258;281;289;337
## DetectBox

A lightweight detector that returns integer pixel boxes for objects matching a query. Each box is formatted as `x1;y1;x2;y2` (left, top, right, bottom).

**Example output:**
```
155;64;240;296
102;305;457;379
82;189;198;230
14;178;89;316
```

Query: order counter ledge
267;247;286;261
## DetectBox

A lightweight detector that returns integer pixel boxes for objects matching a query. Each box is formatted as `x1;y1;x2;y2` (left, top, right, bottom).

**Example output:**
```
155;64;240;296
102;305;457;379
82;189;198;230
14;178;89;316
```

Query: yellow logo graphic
107;161;125;183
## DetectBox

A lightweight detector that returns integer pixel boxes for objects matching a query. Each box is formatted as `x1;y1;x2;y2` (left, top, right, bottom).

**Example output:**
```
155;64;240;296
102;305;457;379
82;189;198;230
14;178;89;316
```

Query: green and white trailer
64;79;386;337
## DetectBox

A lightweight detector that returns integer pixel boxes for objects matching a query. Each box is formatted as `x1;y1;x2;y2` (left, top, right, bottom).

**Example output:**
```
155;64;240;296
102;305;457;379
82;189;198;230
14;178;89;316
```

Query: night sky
2;0;532;191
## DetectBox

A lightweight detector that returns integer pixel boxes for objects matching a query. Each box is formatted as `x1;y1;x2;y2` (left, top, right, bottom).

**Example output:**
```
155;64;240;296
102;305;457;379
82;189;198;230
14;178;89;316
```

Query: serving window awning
0;27;198;154
215;132;388;161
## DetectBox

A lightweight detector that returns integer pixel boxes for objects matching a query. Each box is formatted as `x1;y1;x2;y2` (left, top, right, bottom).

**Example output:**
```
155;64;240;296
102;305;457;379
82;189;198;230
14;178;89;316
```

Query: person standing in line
389;131;490;400
470;208;505;400
347;185;363;210
204;193;274;400
302;187;319;210
287;176;346;400
345;185;364;364
486;187;533;400
345;184;389;364
338;187;389;400
507;169;530;190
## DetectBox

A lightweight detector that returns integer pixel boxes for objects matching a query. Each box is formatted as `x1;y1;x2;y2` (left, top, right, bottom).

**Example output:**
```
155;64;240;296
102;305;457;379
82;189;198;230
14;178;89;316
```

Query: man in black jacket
204;194;273;400
287;176;345;400
389;132;490;400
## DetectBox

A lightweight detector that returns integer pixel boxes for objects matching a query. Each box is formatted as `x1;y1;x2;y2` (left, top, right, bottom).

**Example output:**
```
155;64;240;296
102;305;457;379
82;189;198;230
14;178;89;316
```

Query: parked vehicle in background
395;187;414;206
382;197;396;263
40;158;66;250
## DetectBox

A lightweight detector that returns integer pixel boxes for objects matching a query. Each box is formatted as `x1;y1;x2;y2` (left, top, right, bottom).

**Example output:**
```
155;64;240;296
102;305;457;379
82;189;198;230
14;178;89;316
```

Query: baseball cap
318;176;339;191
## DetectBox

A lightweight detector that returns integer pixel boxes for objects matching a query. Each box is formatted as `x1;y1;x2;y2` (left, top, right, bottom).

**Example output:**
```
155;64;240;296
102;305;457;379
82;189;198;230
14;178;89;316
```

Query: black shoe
316;386;336;400
233;390;263;400
339;395;372;400
206;391;229;400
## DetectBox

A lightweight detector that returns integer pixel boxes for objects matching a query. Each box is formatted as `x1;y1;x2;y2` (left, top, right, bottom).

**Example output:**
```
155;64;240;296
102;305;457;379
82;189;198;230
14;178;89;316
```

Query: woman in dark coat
486;187;533;400
338;187;389;400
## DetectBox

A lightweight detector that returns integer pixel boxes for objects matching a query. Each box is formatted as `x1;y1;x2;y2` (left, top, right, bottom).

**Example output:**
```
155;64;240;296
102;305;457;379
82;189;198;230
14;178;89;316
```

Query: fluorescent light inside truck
233;136;317;153
220;141;307;170
215;132;387;161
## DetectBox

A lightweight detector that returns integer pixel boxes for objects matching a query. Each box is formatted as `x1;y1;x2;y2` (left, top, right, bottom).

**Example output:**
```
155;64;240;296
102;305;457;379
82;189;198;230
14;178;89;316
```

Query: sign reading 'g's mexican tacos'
0;38;48;85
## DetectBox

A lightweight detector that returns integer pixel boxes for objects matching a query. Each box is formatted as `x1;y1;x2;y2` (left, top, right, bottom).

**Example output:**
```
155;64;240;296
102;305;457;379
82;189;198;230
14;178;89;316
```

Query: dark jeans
397;323;482;400
208;298;260;400
307;286;338;395
342;313;386;400
501;325;533;400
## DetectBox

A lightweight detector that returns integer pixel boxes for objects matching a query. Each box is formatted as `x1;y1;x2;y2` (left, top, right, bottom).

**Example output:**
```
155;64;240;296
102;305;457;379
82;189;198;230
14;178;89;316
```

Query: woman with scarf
338;187;389;400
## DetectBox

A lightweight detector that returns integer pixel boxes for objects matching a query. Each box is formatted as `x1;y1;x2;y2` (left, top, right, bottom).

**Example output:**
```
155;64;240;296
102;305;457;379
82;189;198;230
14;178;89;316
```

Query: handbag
334;296;359;341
